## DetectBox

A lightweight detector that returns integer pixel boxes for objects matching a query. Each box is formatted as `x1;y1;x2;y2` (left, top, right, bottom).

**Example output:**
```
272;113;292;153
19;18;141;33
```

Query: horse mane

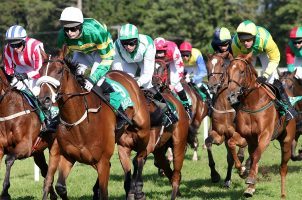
236;54;258;78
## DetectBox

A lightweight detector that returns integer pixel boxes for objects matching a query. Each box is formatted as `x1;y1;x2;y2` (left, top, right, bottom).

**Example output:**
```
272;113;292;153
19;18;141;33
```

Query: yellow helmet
236;20;257;40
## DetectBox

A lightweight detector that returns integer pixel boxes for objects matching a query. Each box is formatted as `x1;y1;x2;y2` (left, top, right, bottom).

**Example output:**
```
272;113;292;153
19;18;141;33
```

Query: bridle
227;58;256;96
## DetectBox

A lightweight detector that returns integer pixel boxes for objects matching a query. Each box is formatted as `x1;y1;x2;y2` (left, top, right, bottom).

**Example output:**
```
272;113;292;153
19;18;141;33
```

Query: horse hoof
127;193;135;200
224;180;231;188
211;171;221;183
135;192;146;200
243;188;255;198
0;194;11;200
158;168;165;177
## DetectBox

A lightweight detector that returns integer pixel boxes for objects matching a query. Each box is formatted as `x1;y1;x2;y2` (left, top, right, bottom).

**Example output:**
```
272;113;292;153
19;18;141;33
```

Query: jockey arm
137;44;156;87
285;45;296;72
169;47;184;92
89;30;115;83
192;54;207;83
262;36;280;78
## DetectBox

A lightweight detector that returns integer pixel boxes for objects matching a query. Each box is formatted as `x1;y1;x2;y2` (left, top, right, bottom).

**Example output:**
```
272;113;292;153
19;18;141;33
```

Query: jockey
232;20;297;121
3;25;58;133
179;41;211;101
112;24;178;125
154;37;192;118
286;26;302;76
211;27;233;54
58;7;128;129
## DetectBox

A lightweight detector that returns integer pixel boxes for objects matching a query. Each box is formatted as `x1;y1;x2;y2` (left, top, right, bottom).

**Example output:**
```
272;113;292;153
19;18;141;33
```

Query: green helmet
119;24;139;40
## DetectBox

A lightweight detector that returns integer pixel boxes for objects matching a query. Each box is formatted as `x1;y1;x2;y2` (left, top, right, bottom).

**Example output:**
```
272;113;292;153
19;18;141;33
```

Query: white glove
84;79;94;91
185;74;191;83
294;66;302;79
76;64;88;75
10;77;25;90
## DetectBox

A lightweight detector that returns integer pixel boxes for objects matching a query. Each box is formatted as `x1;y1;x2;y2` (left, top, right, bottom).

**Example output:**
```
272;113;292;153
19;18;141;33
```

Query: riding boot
151;87;178;125
177;89;192;119
273;79;298;121
116;106;128;130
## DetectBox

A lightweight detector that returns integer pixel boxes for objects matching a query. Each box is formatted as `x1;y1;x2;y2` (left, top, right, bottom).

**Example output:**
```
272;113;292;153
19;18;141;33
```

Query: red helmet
179;41;192;52
289;26;302;39
154;37;168;51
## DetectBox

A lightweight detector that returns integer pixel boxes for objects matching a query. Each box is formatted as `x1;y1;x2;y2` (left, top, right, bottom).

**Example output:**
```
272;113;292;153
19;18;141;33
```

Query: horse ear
293;68;297;76
227;52;234;60
59;45;68;59
40;47;48;60
206;53;213;60
277;69;281;77
246;52;254;64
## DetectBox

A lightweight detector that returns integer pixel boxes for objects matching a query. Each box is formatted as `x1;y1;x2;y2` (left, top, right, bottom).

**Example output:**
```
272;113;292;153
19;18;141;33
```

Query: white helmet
5;25;27;41
60;7;83;25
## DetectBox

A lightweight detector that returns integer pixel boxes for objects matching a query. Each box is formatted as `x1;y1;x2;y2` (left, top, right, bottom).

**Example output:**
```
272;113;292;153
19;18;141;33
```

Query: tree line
0;0;300;66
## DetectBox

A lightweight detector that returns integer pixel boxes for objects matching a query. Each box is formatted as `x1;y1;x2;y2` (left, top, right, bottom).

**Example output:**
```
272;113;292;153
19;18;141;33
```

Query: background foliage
0;0;301;66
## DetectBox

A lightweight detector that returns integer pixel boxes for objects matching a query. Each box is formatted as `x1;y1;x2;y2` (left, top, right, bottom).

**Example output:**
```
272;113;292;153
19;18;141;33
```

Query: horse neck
214;87;233;110
241;86;271;107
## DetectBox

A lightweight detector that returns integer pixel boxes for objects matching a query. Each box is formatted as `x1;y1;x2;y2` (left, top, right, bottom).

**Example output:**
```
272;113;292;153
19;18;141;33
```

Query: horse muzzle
227;91;240;106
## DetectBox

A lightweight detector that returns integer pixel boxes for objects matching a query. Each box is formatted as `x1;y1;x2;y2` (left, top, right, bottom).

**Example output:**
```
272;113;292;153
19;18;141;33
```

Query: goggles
64;24;82;33
120;39;138;47
9;40;25;49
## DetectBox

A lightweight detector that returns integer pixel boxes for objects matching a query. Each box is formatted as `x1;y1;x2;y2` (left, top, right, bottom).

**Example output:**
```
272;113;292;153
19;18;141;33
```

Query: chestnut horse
226;53;296;198
38;50;150;200
205;52;247;187
279;69;302;161
0;67;57;200
154;59;208;161
147;60;189;199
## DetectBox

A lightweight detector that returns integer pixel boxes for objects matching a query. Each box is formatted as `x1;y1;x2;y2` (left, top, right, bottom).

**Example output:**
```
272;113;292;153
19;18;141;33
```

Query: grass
1;125;302;200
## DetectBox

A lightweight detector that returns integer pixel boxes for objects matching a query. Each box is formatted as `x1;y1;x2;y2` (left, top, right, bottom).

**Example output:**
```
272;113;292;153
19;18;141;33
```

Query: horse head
206;52;232;94
153;59;169;91
226;52;256;105
37;47;80;110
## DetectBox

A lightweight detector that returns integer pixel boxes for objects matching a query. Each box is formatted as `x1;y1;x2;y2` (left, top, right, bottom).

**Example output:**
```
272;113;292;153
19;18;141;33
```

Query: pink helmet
154;37;168;51
179;41;192;52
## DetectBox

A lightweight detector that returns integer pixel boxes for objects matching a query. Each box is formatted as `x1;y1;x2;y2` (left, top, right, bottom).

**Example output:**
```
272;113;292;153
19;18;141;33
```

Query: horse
38;49;150;200
154;59;208;161
140;59;189;199
204;52;247;187
226;52;296;198
0;66;57;200
278;69;302;161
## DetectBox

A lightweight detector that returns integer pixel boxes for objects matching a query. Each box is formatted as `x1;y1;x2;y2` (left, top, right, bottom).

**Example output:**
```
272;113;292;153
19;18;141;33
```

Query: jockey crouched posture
58;7;131;130
3;25;59;133
154;37;192;118
112;23;178;126
232;20;297;121
179;41;212;102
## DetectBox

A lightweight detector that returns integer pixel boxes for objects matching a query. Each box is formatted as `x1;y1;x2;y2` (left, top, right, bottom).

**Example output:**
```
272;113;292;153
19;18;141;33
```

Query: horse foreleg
117;145;134;200
244;135;269;198
223;142;234;188
279;122;295;199
33;152;57;200
43;139;60;200
133;150;147;200
96;156;111;200
170;135;187;200
0;155;15;200
55;156;74;200
205;134;221;183
227;133;247;178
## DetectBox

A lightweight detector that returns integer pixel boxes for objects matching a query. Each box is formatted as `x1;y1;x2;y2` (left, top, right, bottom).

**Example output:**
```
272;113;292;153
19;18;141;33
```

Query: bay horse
154;59;208;161
205;52;247;187
226;52;296;198
145;59;189;200
38;49;150;200
279;69;302;161
0;66;57;200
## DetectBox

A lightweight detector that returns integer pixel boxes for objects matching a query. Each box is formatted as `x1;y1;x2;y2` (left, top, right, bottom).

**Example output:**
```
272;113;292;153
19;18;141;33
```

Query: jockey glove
15;73;28;81
256;76;267;84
